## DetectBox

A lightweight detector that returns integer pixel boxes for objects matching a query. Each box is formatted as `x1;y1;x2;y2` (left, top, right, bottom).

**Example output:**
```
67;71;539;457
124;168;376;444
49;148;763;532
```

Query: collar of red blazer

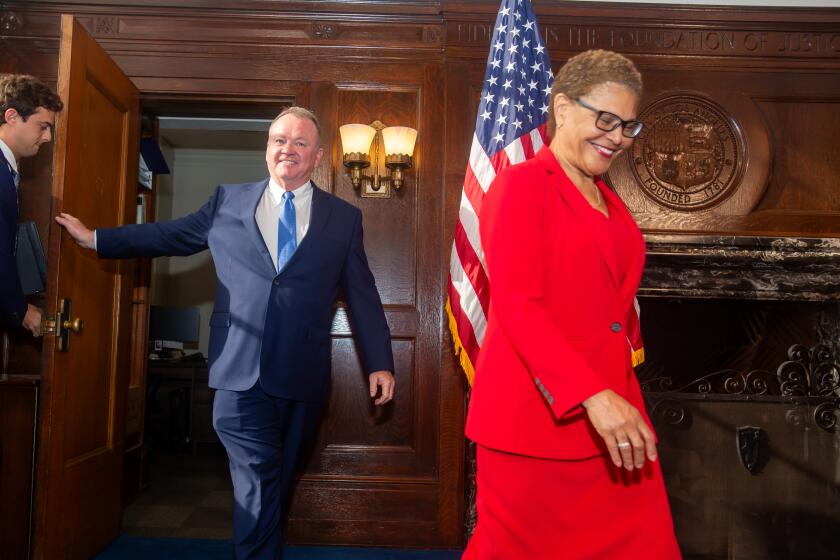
533;145;645;306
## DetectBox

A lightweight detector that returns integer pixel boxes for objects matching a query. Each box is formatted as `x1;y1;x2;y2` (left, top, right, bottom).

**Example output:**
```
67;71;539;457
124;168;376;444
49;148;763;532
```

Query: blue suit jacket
97;180;394;402
0;150;27;327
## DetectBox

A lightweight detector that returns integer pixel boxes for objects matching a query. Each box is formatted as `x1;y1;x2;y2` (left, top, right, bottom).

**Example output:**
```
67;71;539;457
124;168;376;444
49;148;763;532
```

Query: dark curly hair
547;50;642;135
0;74;63;125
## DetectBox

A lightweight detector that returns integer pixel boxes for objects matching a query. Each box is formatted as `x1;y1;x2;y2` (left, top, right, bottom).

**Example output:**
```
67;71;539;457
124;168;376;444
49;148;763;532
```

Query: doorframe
120;92;297;504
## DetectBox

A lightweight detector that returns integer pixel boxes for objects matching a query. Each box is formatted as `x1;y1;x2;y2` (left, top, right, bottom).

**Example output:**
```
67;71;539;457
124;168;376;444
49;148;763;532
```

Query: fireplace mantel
641;234;840;302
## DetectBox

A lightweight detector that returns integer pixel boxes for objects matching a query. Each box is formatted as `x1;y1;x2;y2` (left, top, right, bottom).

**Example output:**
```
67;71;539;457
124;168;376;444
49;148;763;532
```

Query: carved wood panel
284;78;463;545
756;98;840;212
443;4;840;239
601;69;840;235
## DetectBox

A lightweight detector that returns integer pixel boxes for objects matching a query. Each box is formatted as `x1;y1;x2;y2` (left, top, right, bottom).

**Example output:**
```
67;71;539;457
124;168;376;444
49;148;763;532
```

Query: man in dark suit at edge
56;106;396;560
0;74;63;336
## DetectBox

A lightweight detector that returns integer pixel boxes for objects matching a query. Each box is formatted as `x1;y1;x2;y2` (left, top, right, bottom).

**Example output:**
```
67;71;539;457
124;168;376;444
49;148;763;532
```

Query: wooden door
33;15;140;559
286;75;464;547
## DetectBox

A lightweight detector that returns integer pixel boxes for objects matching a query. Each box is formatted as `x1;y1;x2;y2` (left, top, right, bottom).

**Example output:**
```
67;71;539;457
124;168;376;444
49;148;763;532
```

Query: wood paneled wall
3;0;839;548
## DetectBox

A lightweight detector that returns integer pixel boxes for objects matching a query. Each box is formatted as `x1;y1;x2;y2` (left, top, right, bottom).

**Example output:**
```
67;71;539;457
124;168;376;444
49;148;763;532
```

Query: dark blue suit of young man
96;179;394;558
0;149;28;328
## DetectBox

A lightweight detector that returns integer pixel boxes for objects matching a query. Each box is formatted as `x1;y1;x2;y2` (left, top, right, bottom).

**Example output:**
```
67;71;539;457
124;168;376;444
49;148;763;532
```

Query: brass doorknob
62;318;84;333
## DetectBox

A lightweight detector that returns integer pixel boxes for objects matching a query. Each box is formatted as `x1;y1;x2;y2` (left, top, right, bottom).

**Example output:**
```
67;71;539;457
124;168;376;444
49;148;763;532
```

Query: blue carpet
97;535;462;559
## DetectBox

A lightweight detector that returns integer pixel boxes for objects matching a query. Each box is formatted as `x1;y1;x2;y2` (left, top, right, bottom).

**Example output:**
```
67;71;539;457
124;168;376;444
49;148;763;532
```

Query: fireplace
461;235;840;557
639;234;840;560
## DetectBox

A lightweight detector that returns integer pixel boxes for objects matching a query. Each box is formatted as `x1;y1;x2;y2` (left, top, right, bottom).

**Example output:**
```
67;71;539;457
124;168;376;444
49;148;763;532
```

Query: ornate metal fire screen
643;344;840;433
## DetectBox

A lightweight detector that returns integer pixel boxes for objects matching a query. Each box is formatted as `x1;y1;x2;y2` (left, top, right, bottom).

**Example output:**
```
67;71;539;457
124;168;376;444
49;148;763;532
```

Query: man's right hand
22;304;43;337
55;213;95;249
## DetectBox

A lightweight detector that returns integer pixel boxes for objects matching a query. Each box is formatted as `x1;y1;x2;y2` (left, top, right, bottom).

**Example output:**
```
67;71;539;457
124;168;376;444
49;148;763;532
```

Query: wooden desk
146;360;217;454
0;376;38;560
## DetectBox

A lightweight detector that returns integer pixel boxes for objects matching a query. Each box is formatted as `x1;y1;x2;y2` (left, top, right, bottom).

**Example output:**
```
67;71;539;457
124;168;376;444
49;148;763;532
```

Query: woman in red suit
463;50;681;559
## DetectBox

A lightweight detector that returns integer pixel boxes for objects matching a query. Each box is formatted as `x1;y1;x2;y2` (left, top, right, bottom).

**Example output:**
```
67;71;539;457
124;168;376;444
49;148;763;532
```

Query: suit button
273;278;281;286
610;322;622;333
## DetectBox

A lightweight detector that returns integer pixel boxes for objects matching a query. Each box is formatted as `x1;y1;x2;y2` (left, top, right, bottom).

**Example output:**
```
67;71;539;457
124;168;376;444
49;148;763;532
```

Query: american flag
446;0;647;384
446;0;553;385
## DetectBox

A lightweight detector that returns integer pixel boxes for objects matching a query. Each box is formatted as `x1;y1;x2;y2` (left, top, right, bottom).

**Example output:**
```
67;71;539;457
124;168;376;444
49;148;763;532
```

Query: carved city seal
631;94;744;211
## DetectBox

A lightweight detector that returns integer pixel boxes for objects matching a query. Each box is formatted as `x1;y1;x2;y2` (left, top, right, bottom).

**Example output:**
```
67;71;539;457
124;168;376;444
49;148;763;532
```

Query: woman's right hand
582;389;657;471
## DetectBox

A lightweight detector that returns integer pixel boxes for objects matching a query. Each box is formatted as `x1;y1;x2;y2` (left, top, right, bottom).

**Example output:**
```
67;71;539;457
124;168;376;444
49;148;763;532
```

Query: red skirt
463;445;681;560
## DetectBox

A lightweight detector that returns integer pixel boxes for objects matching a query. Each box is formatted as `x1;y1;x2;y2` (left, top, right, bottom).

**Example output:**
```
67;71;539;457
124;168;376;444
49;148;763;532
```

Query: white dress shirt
0;138;18;174
256;179;313;272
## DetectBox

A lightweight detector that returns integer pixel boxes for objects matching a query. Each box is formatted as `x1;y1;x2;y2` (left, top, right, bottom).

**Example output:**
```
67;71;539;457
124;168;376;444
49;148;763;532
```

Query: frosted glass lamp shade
382;126;417;157
339;124;376;155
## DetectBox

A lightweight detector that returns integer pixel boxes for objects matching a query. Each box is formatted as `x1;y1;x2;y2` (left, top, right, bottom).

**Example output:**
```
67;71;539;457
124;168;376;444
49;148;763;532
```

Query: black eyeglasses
575;98;644;138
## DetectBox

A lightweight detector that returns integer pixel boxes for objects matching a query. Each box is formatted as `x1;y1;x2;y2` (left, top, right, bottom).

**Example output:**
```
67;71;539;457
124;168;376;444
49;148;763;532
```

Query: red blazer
465;146;651;460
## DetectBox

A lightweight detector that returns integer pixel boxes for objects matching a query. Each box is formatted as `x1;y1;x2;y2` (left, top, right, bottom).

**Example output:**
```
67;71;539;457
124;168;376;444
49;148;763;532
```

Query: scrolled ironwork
813;344;840;395
650;399;691;428
641;377;673;393
777;361;810;397
643;344;838;400
641;344;839;433
746;370;771;395
776;344;840;397
787;344;809;361
723;374;747;395
814;362;840;395
663;368;742;395
814;344;833;363
814;401;840;433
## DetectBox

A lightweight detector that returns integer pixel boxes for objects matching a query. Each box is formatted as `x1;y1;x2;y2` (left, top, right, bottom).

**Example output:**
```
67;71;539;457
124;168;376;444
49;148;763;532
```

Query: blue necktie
277;191;297;272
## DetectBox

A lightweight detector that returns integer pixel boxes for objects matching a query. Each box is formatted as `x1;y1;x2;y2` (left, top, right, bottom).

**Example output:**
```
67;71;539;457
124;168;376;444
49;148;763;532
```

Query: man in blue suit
0;74;63;335
56;107;395;559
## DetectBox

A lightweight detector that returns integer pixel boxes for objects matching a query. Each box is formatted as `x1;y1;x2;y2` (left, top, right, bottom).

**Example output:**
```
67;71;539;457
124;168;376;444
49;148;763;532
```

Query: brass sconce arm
385;153;412;190
342;151;371;190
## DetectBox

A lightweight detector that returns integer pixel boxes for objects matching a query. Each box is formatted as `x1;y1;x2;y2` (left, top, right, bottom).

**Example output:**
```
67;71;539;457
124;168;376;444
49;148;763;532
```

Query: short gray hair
547;50;642;135
271;106;321;145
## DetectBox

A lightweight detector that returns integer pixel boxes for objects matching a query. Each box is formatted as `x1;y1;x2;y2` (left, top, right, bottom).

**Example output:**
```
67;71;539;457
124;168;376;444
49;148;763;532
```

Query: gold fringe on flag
445;296;476;386
631;346;645;368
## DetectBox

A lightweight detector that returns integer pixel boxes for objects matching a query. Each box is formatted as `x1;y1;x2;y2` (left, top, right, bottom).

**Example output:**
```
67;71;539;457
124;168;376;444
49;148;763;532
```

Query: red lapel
534;146;621;292
600;181;646;306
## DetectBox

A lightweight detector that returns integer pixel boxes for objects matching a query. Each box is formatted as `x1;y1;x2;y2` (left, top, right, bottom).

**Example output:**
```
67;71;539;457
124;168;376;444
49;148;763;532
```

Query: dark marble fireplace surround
638;234;840;560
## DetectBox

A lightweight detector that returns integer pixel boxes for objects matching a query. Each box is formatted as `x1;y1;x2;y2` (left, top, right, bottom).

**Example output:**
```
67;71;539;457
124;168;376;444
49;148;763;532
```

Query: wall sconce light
339;120;417;198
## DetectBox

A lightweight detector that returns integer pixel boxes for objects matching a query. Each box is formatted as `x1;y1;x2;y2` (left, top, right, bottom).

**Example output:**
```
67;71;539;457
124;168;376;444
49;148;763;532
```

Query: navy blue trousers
213;381;323;560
